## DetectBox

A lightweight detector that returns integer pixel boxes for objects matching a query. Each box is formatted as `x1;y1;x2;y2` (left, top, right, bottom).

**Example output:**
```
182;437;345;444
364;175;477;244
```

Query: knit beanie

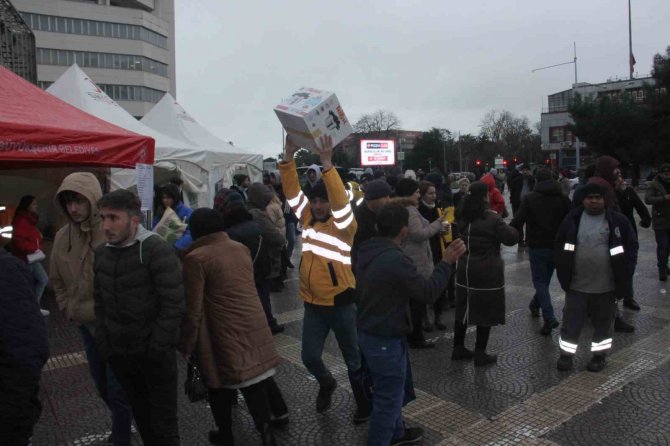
364;180;392;201
189;208;224;241
308;182;329;201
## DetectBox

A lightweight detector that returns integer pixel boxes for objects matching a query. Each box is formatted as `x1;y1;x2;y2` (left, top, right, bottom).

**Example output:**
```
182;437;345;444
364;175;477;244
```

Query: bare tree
353;110;402;137
479;110;540;162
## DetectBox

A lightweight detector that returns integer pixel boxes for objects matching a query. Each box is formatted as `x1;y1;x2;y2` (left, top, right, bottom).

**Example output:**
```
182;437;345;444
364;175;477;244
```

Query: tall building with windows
1;0;36;83
540;76;658;169
11;0;175;117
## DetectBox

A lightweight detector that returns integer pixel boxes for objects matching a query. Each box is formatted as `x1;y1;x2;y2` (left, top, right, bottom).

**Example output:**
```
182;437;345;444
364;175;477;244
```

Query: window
20;12;168;49
36;48;168;77
549;127;564;143
96;84;166;104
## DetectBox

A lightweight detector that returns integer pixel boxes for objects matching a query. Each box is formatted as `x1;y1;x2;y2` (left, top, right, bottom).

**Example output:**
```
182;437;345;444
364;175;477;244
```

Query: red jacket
481;174;506;216
11;210;43;262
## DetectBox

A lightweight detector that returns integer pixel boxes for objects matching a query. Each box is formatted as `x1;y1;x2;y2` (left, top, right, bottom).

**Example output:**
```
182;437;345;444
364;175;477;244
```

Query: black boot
474;326;496;366
614;317;635;333
348;370;372;424
316;377;337;413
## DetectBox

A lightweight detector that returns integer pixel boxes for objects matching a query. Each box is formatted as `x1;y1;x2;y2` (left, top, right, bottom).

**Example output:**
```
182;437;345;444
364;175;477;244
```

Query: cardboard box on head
274;87;353;153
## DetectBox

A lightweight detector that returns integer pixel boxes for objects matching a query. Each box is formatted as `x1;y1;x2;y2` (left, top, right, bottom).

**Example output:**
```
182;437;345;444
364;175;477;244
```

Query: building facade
11;0;175;117
540;76;656;169
0;0;36;83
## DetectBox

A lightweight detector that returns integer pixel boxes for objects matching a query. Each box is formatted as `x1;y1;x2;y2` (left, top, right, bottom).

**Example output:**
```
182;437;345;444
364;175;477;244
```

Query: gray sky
174;0;670;158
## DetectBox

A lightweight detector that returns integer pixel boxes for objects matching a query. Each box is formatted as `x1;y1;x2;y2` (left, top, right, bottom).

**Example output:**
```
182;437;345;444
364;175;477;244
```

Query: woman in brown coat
179;208;288;446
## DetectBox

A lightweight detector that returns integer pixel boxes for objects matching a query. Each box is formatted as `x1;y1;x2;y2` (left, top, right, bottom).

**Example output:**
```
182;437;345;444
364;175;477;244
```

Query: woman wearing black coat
452;182;519;366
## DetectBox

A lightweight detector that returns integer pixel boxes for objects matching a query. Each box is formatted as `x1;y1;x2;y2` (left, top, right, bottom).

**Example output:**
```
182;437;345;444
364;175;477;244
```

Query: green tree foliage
405;128;455;173
568;93;653;168
568;46;670;183
294;148;320;167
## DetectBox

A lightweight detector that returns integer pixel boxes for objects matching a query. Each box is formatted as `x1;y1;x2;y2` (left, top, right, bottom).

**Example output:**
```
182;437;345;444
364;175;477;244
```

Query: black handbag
184;357;208;403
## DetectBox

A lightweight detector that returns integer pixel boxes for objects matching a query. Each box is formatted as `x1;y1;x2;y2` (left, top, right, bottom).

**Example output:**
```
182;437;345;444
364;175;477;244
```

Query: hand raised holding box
284;134;300;161
318;135;333;172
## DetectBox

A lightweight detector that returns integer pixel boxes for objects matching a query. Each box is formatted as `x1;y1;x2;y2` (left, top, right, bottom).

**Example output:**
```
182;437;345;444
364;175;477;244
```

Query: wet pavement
33;205;670;445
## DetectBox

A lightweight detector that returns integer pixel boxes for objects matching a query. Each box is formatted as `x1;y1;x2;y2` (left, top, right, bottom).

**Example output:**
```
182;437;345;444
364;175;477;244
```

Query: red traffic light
476;160;481;166
503;160;508;166
545;159;550;164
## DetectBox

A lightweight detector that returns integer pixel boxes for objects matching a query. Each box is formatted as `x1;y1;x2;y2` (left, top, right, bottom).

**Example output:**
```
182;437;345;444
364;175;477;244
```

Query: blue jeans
358;332;407;446
29;261;49;302
528;248;556;322
301;303;361;384
79;326;133;446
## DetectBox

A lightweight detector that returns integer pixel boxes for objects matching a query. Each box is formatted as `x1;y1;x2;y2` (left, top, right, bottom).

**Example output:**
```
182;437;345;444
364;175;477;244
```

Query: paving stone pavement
32;211;670;445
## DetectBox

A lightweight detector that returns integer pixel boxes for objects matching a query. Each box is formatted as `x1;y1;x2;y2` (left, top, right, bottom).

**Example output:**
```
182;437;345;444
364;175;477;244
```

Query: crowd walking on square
2;142;660;445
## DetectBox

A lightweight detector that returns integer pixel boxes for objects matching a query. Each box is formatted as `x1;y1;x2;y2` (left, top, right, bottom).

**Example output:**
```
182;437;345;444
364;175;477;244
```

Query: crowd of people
2;142;667;445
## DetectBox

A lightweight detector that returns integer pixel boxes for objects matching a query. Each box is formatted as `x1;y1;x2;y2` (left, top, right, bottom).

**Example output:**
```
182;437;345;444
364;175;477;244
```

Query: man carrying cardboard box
279;134;371;424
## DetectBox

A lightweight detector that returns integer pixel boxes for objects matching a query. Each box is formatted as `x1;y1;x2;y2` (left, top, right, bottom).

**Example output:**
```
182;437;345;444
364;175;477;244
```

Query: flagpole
628;0;634;79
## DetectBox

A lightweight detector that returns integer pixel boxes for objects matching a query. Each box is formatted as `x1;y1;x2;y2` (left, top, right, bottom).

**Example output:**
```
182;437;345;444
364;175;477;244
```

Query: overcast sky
174;0;670;158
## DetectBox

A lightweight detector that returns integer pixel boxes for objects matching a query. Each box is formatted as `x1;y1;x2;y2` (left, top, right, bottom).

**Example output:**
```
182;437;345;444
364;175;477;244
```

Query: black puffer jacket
94;226;185;359
455;212;519;326
510;180;572;249
0;250;48;377
225;219;270;285
554;207;638;299
352;203;378;272
644;176;670;230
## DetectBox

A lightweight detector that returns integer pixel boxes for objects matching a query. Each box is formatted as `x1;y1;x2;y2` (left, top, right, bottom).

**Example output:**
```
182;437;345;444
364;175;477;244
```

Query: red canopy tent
0;65;154;168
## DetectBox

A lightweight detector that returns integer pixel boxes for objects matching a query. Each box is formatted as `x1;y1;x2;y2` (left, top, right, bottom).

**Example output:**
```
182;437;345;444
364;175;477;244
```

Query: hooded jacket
280;159;357;307
179;232;280;388
94;225;185;359
10;209;43;262
356;237;451;337
510;179;572;249
302;164;322;197
246;183;287;279
554;207;638;299
50;172;106;326
480;174;506;216
583;156;621;211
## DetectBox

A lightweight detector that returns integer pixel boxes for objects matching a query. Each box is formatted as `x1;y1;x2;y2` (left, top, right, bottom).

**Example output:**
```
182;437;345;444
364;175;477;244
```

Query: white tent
46;64;211;207
141;93;263;199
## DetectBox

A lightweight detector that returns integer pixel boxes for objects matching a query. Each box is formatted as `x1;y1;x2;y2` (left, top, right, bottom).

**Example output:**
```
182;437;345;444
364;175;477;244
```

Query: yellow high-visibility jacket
279;160;357;306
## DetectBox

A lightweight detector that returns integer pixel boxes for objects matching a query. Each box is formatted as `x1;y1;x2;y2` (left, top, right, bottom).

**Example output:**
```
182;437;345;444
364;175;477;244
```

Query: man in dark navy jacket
0;249;49;444
356;204;466;446
554;183;638;373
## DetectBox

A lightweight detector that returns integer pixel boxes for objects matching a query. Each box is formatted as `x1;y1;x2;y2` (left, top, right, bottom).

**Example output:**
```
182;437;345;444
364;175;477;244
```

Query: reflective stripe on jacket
279;160;357;306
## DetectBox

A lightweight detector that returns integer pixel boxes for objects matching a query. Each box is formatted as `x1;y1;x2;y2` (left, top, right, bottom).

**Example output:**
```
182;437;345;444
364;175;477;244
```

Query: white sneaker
40;309;50;316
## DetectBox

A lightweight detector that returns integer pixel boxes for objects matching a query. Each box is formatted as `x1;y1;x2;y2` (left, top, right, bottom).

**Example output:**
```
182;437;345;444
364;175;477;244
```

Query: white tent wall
141;94;264;204
46;65;214;207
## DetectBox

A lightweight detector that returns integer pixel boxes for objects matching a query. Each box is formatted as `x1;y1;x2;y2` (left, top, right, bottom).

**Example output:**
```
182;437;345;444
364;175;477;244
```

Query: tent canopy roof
0;65;154;168
47;64;209;167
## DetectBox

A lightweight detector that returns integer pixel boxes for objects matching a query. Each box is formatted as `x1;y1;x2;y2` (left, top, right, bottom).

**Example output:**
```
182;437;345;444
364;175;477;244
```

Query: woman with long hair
10;195;49;316
395;178;448;348
452;182;518;366
417;181;453;330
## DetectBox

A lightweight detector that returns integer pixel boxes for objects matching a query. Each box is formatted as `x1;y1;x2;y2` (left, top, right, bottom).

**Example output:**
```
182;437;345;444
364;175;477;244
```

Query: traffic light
475;160;481;166
545;159;550;164
503;160;508;166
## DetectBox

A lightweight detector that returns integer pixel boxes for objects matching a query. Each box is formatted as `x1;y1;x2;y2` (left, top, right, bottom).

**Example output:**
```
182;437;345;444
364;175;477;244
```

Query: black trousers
407;299;427;344
209;377;288;443
559;290;616;356
109;352;180;446
0;360;42;445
